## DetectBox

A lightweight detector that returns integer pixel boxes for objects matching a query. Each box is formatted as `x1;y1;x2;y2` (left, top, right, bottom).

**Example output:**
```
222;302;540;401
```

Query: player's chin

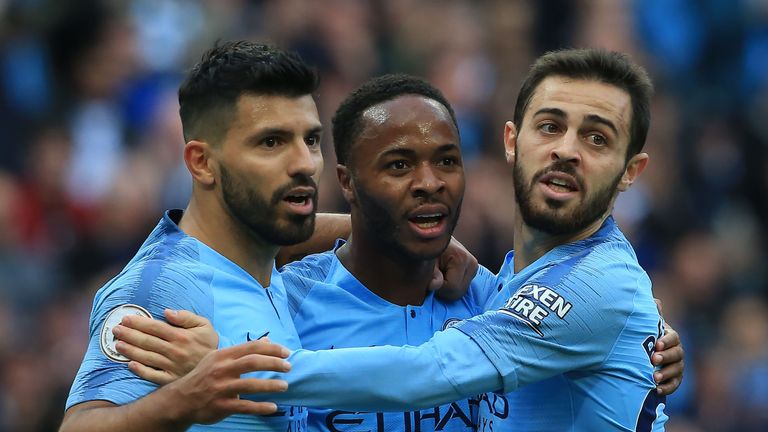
272;216;316;246
404;235;453;260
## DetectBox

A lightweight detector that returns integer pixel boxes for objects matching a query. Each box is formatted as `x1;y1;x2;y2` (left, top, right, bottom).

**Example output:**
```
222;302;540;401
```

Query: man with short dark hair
60;40;323;432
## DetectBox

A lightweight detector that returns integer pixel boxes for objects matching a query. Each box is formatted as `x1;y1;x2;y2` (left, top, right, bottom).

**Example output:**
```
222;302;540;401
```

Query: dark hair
178;40;318;143
513;48;653;158
332;74;458;165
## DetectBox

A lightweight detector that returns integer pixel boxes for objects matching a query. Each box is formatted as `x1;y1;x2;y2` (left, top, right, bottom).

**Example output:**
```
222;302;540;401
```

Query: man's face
510;76;635;235
216;94;323;245
344;95;465;260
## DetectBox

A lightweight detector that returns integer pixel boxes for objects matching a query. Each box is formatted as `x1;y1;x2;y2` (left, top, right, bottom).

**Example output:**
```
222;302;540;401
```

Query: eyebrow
379;142;459;158
534;107;567;119
305;126;324;136
255;126;323;138
584;114;618;136
534;108;619;136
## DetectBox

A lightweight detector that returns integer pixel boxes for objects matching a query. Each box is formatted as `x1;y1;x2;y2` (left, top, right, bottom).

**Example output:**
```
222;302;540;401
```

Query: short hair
513;48;654;158
332;74;458;165
178;41;318;144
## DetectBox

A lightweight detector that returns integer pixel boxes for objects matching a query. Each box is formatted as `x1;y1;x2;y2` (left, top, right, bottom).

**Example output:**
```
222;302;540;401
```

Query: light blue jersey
66;210;307;432
264;217;667;431
280;241;500;432
465;217;667;432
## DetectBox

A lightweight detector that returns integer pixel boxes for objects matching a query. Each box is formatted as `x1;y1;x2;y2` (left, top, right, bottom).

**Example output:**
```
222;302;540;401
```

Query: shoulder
464;264;503;313
91;241;215;327
534;235;646;296
280;249;336;282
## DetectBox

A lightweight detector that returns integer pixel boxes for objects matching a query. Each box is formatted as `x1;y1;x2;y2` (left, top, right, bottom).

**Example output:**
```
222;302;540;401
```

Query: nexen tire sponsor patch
499;284;573;336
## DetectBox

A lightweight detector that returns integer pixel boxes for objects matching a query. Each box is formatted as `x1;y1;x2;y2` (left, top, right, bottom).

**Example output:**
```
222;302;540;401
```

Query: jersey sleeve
247;328;504;411
466;264;502;315
65;262;213;410
453;254;643;393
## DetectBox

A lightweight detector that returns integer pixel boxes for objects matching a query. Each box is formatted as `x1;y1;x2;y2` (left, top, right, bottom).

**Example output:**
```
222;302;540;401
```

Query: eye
587;133;607;146
539;122;559;134
306;135;320;147
387;160;409;170
438;157;459;167
262;136;280;148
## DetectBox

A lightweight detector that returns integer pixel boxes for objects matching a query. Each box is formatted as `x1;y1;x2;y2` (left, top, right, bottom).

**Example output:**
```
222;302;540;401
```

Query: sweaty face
511;77;632;235
216;94;323;246
347;95;464;260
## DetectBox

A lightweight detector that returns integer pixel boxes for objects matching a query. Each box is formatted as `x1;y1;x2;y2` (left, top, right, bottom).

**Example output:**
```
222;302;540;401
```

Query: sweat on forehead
331;74;459;165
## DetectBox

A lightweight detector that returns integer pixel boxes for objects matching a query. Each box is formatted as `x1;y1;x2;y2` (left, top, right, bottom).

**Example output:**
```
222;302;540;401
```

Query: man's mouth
538;172;580;194
282;187;315;215
545;177;577;192
409;213;445;229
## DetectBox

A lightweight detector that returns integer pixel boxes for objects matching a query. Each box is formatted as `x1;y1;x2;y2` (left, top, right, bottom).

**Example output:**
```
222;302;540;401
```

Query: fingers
224;377;289;395
439;261;466;301
656;376;681;396
221;340;291;360
654;357;684;383
216;399;280;416
230;352;292;376
127;360;177;385
657;326;681;351
165;309;211;329
653;344;683;367
428;265;445;292
113;324;172;360
115;339;174;371
120;314;178;342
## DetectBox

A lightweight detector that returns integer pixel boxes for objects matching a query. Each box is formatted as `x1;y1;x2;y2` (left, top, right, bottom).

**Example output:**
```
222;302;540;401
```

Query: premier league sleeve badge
99;304;152;362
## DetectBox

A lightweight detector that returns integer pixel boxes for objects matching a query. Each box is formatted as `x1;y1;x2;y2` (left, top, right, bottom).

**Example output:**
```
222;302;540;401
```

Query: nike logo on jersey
246;331;270;341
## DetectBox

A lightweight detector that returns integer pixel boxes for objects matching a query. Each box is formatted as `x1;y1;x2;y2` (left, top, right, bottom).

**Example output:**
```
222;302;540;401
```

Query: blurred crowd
0;0;766;431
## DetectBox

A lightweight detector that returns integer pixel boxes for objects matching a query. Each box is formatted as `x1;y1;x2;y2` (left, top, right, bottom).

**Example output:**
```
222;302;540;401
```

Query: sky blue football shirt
281;241;500;432
66;210;306;432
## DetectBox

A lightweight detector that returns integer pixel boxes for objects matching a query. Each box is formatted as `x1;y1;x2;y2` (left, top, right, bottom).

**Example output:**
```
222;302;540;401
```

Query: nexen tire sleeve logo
499;284;573;337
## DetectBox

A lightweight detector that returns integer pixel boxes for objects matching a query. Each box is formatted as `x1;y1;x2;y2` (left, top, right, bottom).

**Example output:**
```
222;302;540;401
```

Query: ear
183;140;216;187
503;121;517;164
617;152;649;192
337;164;356;204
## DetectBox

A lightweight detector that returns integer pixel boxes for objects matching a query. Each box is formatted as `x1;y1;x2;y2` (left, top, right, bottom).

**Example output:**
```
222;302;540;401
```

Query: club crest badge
100;304;152;362
442;318;462;330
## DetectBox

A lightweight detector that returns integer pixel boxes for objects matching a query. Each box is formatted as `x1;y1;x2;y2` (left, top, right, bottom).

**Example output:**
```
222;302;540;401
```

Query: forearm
256;329;503;411
60;388;191;432
276;213;350;266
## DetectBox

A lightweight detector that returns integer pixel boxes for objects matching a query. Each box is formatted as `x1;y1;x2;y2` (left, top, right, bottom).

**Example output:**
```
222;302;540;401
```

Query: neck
179;195;278;286
336;219;435;306
512;206;610;273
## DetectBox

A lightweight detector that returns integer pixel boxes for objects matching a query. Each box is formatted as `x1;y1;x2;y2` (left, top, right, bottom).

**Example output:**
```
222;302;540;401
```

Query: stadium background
0;0;766;430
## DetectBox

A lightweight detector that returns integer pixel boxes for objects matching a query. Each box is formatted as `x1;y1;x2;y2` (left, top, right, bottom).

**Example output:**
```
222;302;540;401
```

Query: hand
652;322;685;396
164;340;292;424
113;309;218;385
430;237;479;301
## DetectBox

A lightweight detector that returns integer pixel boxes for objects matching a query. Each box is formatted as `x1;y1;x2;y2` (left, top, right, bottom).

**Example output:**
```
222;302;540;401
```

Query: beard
513;158;622;236
220;164;317;246
354;183;462;261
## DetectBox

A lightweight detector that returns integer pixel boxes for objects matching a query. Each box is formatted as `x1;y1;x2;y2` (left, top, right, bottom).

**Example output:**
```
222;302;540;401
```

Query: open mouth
408;213;446;229
284;193;311;206
544;177;577;193
281;187;315;215
538;171;579;195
